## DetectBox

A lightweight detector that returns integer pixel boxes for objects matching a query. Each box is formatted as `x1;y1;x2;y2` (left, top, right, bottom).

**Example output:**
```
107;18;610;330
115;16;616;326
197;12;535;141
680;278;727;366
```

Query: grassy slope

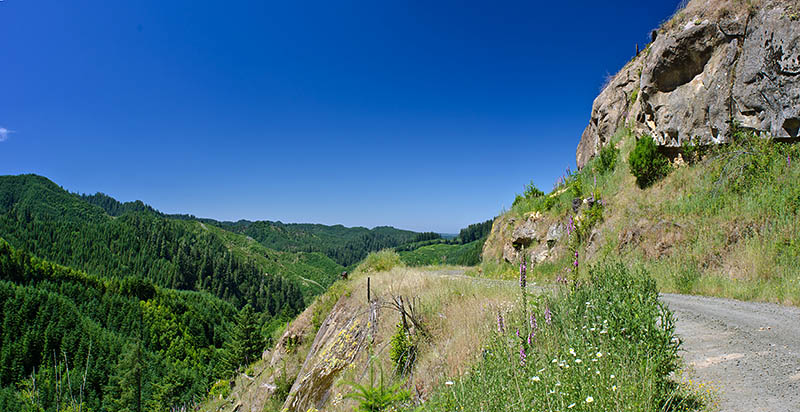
202;222;344;297
397;239;483;266
488;129;800;305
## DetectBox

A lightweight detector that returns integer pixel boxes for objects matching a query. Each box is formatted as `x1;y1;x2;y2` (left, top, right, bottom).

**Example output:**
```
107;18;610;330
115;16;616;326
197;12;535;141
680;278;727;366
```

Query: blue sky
0;0;679;233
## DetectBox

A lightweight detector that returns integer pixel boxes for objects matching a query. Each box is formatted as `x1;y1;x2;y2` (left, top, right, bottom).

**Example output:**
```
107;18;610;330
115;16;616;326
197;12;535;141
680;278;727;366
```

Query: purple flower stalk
519;257;527;289
497;312;505;334
516;328;521;339
544;306;552;325
520;347;527;367
529;313;537;332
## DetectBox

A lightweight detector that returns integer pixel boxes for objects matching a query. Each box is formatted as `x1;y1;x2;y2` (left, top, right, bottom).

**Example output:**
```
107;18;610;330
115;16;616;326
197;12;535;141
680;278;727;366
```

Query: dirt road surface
661;293;800;412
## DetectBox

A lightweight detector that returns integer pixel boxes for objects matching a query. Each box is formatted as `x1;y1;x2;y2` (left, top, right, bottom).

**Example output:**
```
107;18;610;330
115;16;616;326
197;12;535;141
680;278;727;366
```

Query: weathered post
367;277;371;302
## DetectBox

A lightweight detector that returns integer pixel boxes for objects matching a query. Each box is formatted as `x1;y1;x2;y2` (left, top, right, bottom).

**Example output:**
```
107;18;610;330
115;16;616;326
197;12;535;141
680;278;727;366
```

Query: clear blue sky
0;0;679;233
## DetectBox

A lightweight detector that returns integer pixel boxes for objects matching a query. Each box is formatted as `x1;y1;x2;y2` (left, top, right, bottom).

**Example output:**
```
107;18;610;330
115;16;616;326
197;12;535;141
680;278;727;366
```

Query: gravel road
661;294;800;412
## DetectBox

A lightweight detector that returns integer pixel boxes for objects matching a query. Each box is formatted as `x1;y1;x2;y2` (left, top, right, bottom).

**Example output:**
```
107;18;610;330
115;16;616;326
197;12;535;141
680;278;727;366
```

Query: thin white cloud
0;127;13;142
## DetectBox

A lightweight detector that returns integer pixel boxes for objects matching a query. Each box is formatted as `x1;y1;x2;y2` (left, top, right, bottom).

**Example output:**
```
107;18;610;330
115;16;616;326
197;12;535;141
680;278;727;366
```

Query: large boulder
577;0;800;168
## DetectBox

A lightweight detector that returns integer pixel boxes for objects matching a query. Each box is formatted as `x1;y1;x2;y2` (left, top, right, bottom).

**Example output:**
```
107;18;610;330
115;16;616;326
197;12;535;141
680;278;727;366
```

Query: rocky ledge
577;0;800;168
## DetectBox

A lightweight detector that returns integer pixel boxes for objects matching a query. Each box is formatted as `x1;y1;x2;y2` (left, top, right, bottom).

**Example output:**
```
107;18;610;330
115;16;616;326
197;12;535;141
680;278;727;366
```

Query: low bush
357;250;405;273
389;323;417;375
344;363;410;412
208;379;231;400
513;181;545;207
595;142;619;175
629;135;671;188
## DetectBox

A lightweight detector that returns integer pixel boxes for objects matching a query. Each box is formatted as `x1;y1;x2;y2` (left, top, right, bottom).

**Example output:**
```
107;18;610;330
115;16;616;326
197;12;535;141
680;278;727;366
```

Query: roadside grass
398;240;483;267
411;263;701;412
613;131;800;305
323;266;520;412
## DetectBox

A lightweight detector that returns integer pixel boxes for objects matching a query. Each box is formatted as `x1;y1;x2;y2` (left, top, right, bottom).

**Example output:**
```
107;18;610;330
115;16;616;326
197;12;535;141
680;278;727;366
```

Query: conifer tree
225;304;261;372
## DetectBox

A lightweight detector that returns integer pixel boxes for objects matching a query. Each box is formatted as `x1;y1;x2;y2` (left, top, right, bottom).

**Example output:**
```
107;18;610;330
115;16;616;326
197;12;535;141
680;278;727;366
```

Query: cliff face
577;0;800;168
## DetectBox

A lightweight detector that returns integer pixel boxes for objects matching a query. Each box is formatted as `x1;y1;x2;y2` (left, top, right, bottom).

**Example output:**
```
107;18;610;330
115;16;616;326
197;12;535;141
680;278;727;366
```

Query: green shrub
674;267;701;294
680;136;706;165
389;324;416;375
208;379;231;400
263;366;296;411
629;135;671;188
357;250;404;273
595;143;619;175
513;181;545;207
570;178;584;198
572;201;604;248
344;364;410;412
630;87;640;105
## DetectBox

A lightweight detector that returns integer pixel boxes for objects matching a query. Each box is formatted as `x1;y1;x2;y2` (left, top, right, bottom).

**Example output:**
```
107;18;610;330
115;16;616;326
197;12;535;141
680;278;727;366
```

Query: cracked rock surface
577;0;800;169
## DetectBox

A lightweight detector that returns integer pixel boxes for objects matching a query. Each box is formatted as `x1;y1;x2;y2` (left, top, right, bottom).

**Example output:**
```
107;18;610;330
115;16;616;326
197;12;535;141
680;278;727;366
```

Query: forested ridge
75;178;422;268
0;239;277;411
0;174;337;410
217;220;419;267
0;174;341;307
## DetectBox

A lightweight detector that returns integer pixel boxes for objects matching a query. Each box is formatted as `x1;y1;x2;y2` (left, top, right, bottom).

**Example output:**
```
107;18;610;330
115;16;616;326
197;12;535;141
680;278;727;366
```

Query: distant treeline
79;189;424;268
458;219;493;244
217;221;419;268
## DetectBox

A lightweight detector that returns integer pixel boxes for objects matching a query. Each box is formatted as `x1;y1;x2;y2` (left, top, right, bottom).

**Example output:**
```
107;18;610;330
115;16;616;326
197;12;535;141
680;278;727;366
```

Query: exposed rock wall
577;0;800;168
481;211;567;264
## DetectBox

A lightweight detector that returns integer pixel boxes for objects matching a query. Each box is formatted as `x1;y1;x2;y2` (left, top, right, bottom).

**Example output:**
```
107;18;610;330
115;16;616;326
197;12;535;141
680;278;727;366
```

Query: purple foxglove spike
497;312;505;334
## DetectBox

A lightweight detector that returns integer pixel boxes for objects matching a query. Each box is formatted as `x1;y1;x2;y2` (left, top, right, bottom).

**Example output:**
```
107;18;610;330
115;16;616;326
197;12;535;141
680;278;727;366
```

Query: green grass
412;263;705;412
398;239;483;267
495;126;800;306
355;250;406;273
617;131;800;304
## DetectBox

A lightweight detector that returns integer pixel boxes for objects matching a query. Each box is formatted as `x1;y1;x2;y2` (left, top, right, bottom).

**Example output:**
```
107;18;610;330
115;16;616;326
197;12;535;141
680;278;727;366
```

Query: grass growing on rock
486;126;800;306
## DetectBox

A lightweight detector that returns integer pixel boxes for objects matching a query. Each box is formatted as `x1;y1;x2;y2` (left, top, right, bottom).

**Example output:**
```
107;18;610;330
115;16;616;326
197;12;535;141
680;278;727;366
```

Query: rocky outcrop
577;0;800;168
282;297;373;412
483;212;567;264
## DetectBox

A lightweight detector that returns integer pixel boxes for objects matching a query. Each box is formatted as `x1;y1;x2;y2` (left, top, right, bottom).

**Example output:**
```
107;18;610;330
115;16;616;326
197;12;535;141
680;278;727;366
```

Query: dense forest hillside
0;239;261;411
0;175;354;411
0;174;343;306
78;182;422;268
217;220;419;267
